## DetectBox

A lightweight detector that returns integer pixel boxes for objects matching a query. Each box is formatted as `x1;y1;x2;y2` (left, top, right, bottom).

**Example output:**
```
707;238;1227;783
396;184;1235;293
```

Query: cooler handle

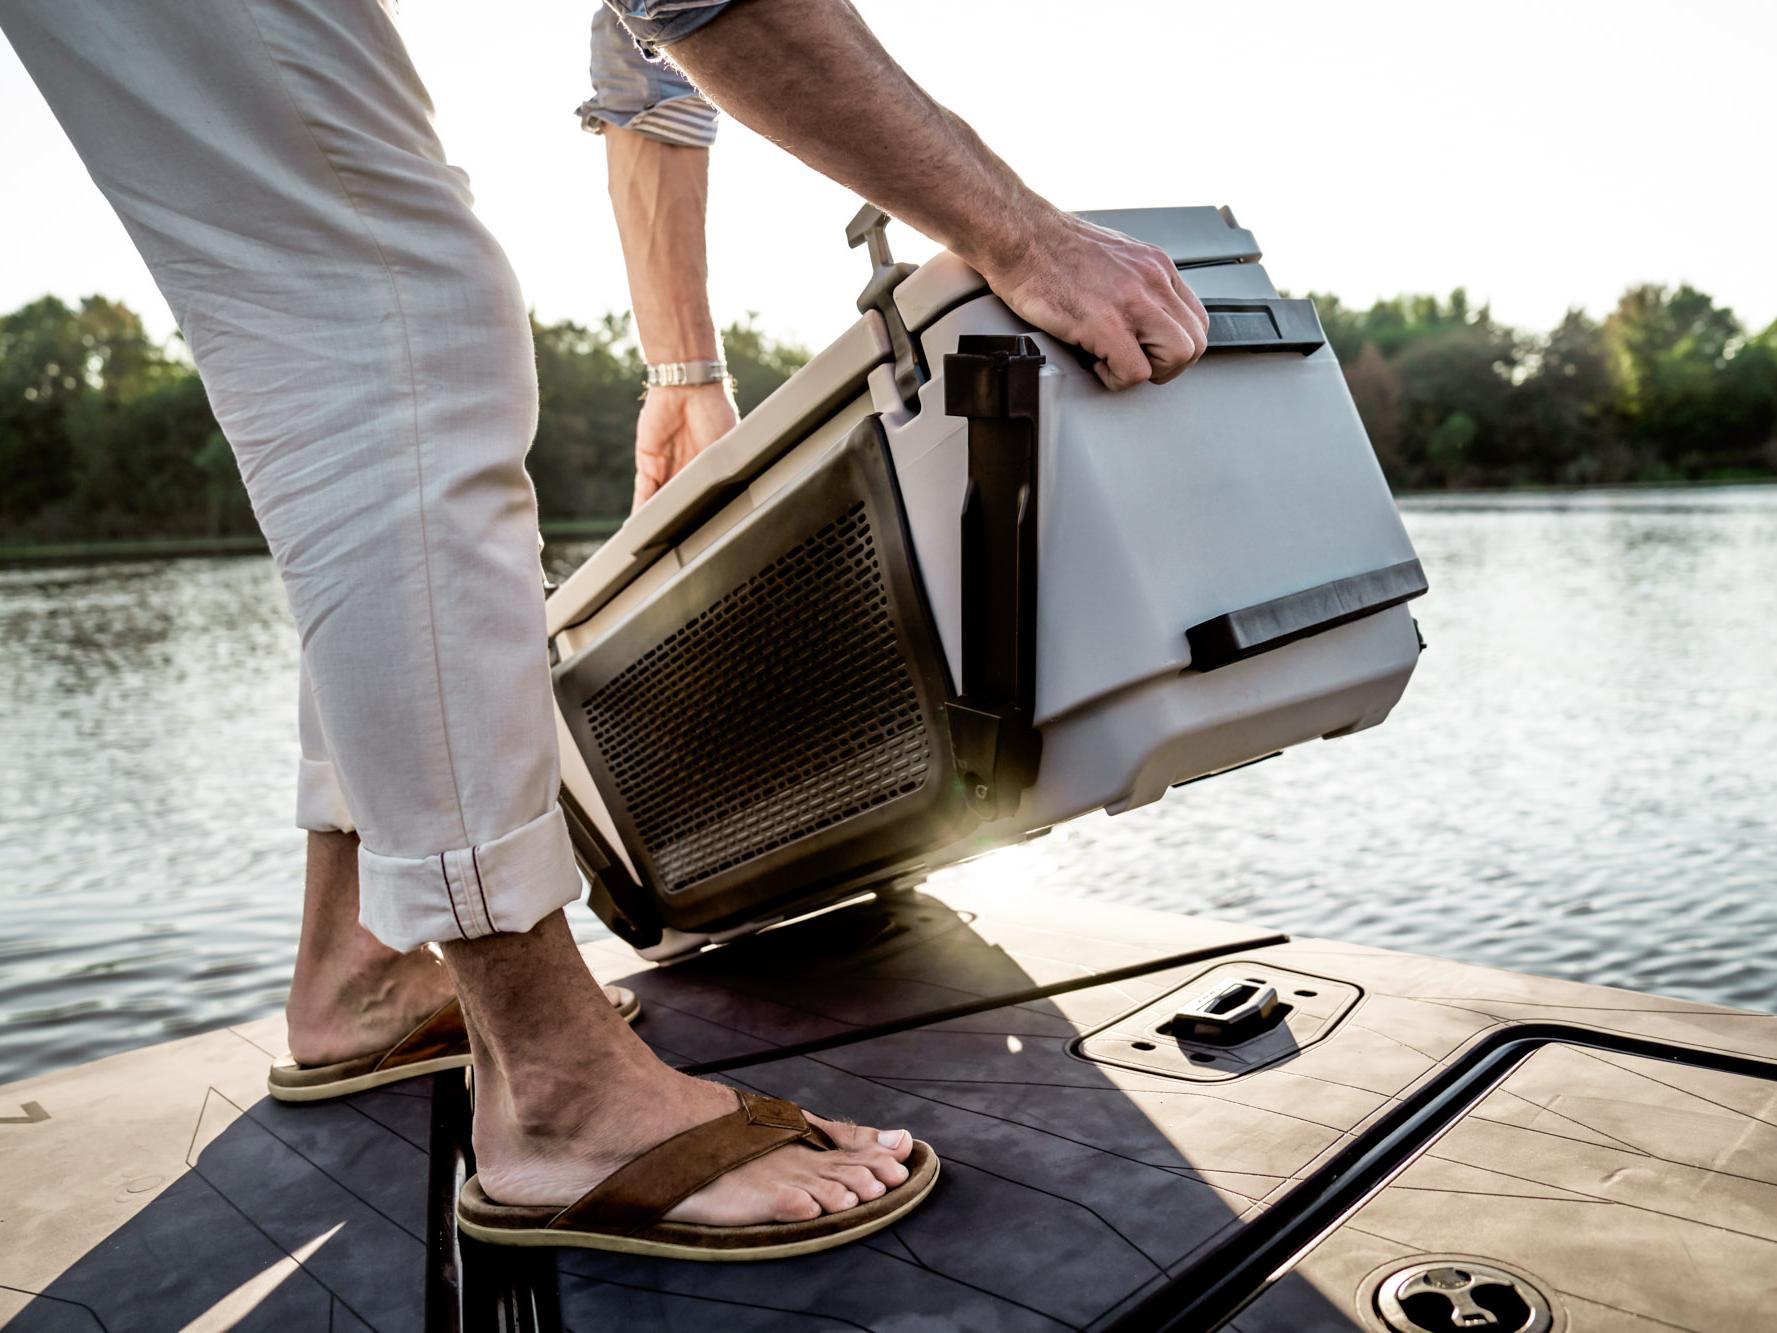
1186;559;1428;672
1199;298;1326;356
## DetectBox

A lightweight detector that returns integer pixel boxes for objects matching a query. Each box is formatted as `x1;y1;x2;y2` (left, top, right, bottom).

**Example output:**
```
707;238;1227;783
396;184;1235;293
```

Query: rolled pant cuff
357;805;581;950
296;757;357;834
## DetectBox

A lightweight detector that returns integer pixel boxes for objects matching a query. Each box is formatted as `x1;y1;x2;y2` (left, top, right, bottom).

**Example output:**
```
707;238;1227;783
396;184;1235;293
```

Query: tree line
1317;285;1777;488
2;283;1773;545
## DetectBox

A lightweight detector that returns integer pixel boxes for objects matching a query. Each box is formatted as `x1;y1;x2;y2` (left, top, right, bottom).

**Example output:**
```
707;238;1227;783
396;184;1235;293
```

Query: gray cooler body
548;207;1425;957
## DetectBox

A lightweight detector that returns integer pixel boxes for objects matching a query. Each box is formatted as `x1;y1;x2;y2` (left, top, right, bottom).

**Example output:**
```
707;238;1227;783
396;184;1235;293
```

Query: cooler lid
892;204;1261;335
545;206;1261;639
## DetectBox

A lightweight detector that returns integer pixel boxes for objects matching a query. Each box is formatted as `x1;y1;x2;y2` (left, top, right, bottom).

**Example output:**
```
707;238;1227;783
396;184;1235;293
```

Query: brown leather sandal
266;987;641;1103
455;1089;940;1260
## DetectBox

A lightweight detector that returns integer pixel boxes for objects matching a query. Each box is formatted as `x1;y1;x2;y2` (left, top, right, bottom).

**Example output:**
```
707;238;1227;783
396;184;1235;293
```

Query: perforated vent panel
579;502;933;894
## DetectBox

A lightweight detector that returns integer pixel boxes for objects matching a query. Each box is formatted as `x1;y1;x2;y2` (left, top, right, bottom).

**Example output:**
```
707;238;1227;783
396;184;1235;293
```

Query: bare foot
446;910;919;1228
286;946;631;1068
475;1064;914;1223
285;940;455;1066
283;829;632;1067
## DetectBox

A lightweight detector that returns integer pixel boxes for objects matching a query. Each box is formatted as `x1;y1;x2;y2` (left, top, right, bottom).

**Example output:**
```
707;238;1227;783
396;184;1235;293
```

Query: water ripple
2;486;1774;1085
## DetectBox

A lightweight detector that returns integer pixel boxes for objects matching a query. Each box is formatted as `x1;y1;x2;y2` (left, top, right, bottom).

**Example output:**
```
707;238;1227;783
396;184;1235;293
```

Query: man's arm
584;5;737;509
604;126;739;509
666;0;1209;390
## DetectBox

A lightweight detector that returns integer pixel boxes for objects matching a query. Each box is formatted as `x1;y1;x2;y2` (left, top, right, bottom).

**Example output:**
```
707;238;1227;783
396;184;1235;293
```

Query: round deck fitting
1374;1258;1554;1333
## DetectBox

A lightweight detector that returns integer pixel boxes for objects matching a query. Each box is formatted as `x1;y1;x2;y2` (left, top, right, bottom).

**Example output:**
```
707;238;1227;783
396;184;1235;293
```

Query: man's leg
2;0;913;1221
288;658;634;1066
444;913;911;1219
287;656;454;1067
284;829;454;1067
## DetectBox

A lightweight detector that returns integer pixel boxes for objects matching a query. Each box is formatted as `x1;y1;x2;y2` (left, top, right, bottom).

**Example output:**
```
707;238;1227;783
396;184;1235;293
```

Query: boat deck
4;885;1775;1331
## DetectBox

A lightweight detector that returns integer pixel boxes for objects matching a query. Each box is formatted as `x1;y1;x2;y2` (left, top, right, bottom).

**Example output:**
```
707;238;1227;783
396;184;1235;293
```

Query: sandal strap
549;1090;836;1236
373;999;466;1072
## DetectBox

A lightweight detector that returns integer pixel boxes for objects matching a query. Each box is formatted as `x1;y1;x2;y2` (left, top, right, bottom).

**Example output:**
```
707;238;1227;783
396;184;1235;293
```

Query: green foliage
1321;284;1777;489
722;313;810;415
1602;285;1777;472
1;279;1772;547
0;301;808;543
528;311;647;522
0;294;224;536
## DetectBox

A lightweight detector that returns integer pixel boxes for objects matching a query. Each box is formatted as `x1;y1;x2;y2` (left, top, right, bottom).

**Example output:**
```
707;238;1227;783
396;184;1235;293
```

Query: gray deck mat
560;933;1777;1332
5;891;1776;1330
1;1043;430;1332
0;888;1277;1330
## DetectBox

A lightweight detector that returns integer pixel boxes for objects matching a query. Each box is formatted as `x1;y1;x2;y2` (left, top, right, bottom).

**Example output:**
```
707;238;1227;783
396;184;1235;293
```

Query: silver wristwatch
644;358;728;388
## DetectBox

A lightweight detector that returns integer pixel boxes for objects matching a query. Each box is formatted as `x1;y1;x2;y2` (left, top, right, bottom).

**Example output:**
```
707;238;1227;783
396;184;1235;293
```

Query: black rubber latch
847;204;925;413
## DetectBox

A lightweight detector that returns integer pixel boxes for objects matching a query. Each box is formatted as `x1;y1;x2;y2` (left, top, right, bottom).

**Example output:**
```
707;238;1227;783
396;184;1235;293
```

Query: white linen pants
3;0;580;949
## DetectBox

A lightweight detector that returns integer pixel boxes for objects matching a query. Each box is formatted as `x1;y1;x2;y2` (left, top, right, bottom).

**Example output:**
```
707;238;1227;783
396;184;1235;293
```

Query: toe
824;1142;911;1188
769;1184;823;1223
824;1162;888;1200
872;1127;913;1161
805;1176;861;1214
815;1116;914;1162
868;1153;910;1187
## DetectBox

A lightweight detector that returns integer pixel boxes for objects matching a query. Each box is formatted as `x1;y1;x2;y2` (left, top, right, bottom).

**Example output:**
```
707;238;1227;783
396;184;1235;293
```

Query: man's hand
633;381;739;511
984;214;1210;390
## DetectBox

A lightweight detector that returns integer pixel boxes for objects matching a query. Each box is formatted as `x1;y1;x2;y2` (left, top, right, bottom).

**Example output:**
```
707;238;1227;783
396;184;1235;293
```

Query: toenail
842;1191;858;1208
877;1129;908;1149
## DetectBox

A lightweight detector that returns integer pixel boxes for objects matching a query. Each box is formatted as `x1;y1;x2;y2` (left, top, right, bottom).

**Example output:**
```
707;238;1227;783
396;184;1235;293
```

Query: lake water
2;485;1774;1086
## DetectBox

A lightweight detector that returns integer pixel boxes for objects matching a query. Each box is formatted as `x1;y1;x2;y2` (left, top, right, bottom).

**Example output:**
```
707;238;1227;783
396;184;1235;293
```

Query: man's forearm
668;1;1048;281
605;126;721;362
668;0;1207;388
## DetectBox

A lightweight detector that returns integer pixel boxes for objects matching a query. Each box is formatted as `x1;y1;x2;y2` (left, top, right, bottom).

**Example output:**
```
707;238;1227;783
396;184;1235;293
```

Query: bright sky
3;0;1773;351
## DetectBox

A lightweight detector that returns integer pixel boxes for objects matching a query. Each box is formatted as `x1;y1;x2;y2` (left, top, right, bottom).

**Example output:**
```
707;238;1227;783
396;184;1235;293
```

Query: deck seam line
676;935;1289;1075
0;1283;111;1333
212;1088;429;1243
1550;1286;1705;1332
886;1229;1082;1331
1467;1103;1653;1158
556;1268;875;1331
864;1072;1358;1136
1482;1081;1655;1154
183;1085;217;1168
771;1062;1184;1272
342;1097;430;1153
1421;1150;1777;1244
1567;1043;1777;1128
1479;1084;1655;1158
182;1164;375;1328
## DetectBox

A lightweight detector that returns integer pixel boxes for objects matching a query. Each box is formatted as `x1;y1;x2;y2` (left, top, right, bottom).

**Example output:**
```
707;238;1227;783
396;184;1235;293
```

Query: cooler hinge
847;204;926;414
943;334;1045;820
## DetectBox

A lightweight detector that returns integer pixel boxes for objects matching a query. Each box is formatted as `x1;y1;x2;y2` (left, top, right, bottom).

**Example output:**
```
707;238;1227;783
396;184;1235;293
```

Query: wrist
645;378;732;395
643;357;728;389
957;190;1060;287
637;335;722;364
